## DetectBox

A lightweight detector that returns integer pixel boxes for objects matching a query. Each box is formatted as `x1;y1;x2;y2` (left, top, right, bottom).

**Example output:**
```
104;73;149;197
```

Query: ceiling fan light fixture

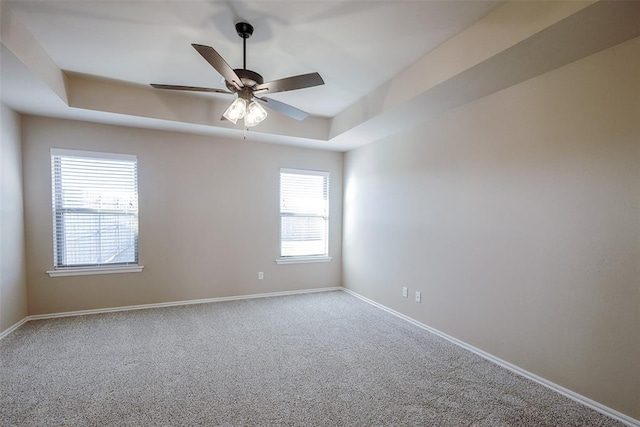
244;101;268;127
151;21;324;127
223;98;247;124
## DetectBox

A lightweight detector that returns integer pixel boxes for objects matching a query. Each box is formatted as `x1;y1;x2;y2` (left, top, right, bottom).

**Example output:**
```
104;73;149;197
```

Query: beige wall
22;117;342;315
0;104;28;333
343;37;640;419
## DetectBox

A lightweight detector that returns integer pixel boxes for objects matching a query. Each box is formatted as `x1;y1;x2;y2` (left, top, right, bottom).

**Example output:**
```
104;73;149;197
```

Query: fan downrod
236;22;253;71
228;21;262;91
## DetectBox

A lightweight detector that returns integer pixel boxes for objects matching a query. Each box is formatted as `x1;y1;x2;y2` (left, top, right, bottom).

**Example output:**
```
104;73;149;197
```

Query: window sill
276;256;332;265
46;265;144;277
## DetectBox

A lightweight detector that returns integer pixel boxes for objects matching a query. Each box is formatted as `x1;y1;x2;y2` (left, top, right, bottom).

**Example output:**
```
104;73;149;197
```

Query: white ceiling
4;0;502;118
2;1;638;151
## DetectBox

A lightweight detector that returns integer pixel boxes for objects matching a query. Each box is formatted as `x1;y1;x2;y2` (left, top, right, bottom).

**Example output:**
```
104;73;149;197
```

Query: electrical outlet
402;287;408;298
258;272;264;280
415;291;421;303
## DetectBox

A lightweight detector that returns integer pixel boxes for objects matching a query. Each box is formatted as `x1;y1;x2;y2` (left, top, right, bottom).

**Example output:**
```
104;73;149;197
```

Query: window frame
276;167;332;265
46;148;143;277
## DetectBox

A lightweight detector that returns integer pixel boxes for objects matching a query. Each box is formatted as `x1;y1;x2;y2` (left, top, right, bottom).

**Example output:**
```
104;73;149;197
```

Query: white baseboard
340;287;639;427
0;317;29;340
2;287;341;330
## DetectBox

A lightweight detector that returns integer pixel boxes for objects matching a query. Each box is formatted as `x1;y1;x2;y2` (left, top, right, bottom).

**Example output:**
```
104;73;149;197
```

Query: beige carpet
0;291;623;426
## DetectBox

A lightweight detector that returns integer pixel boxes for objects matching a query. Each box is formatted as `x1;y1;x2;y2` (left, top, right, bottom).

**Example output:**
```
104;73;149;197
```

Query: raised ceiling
2;1;639;151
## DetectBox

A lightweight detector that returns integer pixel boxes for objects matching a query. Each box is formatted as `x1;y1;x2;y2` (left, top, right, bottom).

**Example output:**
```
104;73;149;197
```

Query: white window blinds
51;149;139;268
280;168;329;258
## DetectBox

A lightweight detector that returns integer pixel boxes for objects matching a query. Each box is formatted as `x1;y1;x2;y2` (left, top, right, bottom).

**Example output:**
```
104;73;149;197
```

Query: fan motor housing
227;68;264;92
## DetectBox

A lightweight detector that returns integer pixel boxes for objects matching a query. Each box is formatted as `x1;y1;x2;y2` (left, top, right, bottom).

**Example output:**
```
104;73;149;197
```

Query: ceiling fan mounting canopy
150;20;324;122
235;22;254;39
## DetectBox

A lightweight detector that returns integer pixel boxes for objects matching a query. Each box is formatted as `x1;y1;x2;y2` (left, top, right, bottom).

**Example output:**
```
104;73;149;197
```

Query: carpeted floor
0;291;624;426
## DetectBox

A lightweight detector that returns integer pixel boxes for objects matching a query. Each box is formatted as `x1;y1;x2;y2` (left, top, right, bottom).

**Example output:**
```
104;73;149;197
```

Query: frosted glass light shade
223;98;247;124
244;101;267;127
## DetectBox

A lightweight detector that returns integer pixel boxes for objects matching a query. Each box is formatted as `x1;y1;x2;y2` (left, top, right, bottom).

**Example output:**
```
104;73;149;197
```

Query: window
277;168;331;264
48;149;142;276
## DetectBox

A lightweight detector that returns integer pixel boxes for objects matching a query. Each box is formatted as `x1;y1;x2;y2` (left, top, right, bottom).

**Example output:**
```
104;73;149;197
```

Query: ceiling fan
151;22;324;127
